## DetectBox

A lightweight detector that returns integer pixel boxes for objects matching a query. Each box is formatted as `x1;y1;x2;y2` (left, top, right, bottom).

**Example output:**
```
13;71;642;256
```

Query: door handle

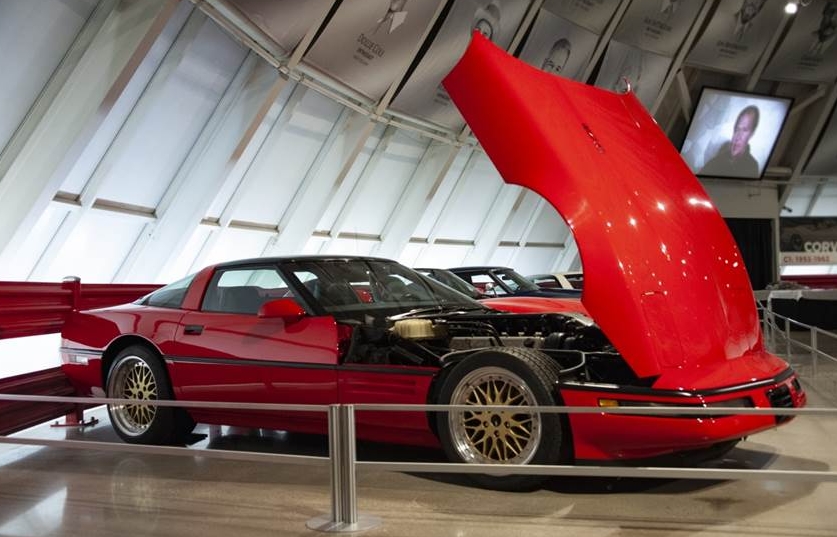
183;324;204;335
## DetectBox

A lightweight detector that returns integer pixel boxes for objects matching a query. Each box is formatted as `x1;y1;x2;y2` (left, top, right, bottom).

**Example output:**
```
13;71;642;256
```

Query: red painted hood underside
443;33;767;383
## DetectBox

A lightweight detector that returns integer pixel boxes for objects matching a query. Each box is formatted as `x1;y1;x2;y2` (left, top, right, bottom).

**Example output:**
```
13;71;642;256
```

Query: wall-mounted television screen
679;88;792;180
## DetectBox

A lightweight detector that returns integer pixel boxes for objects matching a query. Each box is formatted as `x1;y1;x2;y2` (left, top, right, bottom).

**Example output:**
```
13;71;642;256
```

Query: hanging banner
227;0;332;56
762;0;837;83
304;0;445;101
686;0;785;74
612;0;704;56
390;0;529;130
518;9;598;80
804;104;837;176
546;0;619;33
780;217;837;265
594;40;672;109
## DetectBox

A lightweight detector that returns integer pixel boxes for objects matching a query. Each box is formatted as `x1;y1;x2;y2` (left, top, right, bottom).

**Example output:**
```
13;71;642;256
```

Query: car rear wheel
106;345;193;445
436;347;566;491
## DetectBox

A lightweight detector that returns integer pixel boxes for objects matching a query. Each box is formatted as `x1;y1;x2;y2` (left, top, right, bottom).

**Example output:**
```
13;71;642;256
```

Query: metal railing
762;304;837;400
2;393;837;533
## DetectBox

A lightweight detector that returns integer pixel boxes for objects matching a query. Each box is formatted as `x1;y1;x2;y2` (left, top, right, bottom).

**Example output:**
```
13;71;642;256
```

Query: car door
167;265;339;433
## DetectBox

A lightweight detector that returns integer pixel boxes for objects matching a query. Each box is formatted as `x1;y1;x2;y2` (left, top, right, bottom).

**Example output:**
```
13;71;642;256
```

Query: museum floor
1;379;835;537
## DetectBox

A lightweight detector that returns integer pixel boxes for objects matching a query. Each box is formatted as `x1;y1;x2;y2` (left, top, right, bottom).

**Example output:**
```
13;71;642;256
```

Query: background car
414;267;487;299
527;271;585;290
449;266;581;298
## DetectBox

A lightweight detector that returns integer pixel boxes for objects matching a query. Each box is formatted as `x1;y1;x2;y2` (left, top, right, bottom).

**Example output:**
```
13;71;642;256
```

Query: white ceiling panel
809;184;837;217
0;203;69;281
322;237;378;257
433;153;504;241
783;183;817;215
414;243;472;269
57;0;192;196
41;210;146;283
231;90;344;225
0;0;98;152
510;246;562;275
412;148;473;238
158;225;213;283
527;205;570;244
316;124;387;231
501;190;542;242
94;14;248;208
486;245;516;268
337;130;431;235
200;227;272;268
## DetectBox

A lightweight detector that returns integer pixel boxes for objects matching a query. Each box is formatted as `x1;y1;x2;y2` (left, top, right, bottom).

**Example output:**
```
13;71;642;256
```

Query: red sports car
60;34;805;491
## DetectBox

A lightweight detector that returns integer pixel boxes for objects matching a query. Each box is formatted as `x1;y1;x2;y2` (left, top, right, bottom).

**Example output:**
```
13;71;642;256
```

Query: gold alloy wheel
448;366;541;464
108;355;158;436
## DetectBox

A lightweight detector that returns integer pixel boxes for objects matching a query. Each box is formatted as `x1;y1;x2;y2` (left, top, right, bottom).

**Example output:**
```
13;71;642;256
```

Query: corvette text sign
779;217;837;265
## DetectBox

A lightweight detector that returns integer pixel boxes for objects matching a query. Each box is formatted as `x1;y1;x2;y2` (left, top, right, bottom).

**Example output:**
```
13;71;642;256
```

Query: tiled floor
0;382;835;537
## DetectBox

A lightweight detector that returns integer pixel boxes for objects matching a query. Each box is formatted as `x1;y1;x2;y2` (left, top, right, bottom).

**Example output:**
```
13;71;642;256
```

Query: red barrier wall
0;279;160;433
0;279;160;340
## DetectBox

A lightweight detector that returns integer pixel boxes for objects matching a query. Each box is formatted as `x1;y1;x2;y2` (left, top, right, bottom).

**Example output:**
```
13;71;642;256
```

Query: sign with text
390;0;529;130
546;0;618;33
686;0;785;74
613;0;705;56
305;0;444;101
780;217;837;265
518;9;599;81
594;40;672;109
763;0;837;83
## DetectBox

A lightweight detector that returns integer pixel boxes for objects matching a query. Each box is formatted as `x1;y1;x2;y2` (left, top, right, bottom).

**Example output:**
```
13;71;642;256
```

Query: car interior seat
319;282;360;307
220;286;264;314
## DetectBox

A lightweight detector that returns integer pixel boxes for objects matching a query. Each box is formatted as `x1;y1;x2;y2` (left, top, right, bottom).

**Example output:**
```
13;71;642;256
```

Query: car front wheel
436;347;566;491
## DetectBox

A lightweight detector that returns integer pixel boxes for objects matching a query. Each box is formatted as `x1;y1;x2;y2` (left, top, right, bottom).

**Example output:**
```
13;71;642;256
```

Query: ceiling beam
650;0;715;116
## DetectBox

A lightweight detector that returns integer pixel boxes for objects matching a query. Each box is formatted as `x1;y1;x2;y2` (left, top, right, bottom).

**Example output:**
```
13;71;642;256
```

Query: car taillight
337;322;355;361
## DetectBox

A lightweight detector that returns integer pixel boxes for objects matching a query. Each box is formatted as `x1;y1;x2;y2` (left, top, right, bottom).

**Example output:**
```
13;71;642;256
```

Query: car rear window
140;273;196;309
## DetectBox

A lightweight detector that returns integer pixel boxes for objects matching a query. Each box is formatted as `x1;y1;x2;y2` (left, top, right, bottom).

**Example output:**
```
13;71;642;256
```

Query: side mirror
484;282;497;296
258;298;306;323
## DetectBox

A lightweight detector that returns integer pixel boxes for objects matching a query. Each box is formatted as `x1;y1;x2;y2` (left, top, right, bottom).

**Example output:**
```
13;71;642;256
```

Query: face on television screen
679;88;792;180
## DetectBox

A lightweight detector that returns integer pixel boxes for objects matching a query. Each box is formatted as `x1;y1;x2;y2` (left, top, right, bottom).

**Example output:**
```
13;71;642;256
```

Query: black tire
436;347;566;491
106;345;194;445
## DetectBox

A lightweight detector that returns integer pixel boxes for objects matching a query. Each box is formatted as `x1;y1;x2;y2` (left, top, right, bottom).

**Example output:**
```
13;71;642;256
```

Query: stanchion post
812;328;819;379
785;318;791;358
339;404;358;525
307;405;380;533
328;404;344;524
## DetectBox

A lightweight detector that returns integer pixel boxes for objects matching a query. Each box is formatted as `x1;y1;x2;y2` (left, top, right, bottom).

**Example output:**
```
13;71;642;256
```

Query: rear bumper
558;369;806;461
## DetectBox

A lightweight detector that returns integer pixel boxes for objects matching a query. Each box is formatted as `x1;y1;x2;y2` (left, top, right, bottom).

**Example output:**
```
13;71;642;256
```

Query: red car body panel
561;375;803;460
61;301;439;445
443;32;761;384
481;296;588;315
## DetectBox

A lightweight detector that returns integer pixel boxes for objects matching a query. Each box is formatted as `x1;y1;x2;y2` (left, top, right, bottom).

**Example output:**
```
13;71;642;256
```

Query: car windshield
417;269;483;299
283;259;484;319
492;269;541;292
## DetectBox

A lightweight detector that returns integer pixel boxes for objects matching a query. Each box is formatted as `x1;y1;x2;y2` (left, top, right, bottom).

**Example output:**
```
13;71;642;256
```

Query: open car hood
443;33;764;382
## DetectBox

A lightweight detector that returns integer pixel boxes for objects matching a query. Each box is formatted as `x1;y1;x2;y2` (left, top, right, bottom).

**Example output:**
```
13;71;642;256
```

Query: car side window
201;267;290;315
470;274;507;295
495;272;520;291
